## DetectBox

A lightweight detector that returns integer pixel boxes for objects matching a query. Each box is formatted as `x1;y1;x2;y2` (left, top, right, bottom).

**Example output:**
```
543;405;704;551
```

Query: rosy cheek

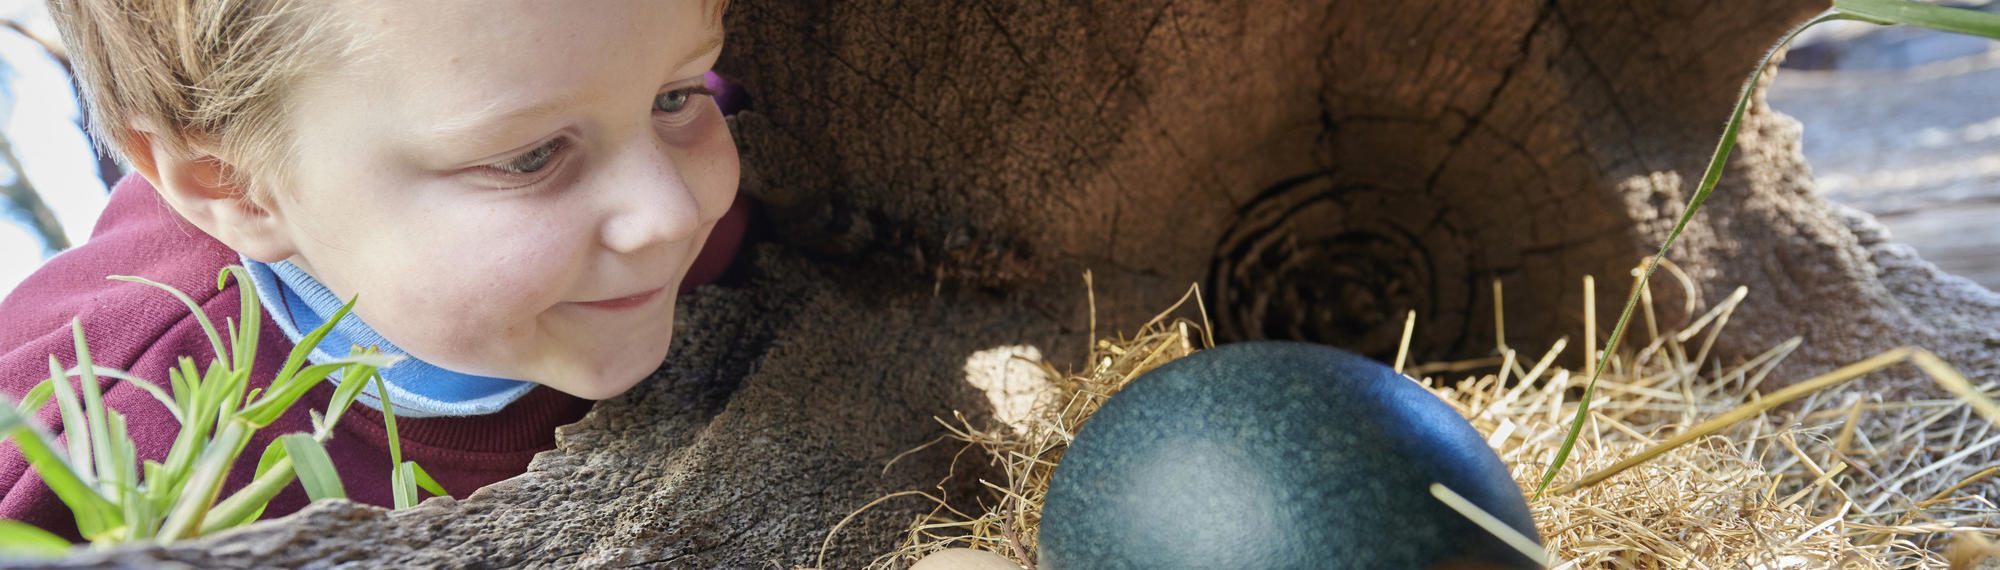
417;215;585;317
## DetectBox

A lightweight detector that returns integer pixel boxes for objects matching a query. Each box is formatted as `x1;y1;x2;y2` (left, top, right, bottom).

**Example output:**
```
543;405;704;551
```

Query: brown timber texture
43;1;1999;567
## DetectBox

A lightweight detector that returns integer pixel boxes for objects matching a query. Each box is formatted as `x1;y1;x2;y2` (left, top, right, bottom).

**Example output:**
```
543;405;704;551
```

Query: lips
573;287;664;310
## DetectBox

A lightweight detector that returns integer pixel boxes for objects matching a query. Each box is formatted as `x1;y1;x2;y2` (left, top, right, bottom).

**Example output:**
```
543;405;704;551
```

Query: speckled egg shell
1038;341;1540;570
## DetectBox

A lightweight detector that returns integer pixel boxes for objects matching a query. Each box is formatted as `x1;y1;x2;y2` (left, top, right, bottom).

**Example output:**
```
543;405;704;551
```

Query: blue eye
493;138;566;174
654;86;717;114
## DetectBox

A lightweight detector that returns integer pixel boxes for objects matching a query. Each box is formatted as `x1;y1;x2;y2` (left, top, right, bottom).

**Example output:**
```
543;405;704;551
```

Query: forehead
303;0;725;143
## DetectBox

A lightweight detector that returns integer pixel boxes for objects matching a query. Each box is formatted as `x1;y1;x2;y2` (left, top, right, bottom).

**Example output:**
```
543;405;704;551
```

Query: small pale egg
908;548;1023;570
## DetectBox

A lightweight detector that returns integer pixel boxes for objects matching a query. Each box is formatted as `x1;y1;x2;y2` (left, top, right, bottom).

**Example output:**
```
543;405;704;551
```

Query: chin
551;359;659;400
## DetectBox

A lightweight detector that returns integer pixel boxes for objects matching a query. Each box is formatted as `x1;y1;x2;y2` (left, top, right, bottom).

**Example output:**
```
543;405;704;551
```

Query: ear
125;129;299;263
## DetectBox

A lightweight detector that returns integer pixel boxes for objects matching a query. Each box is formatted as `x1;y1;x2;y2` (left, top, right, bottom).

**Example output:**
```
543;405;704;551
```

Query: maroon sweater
0;172;749;540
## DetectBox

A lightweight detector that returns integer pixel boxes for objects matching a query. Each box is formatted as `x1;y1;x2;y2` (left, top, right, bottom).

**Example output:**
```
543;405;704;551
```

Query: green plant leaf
408;461;449;499
272;296;357;390
70;321;120;499
103;409;147;542
68;365;181;426
147;366;215;510
172;357;202;423
211;364;247;428
234;439;292;525
201;448;295;535
109;275;227;366
42;356;92;489
139;459;173;524
280;434;346;502
0;414;119;540
0;519;71;558
239;355;396;428
391;462;418;510
1833;0;2000;39
13;379;52;417
320;362;375;429
374;372;420;509
253;438;288;479
1534;9;1844;498
219;266;260;374
156;420;253;541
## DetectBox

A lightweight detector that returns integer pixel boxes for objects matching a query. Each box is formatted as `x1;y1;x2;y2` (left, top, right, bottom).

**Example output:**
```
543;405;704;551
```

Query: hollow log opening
1207;175;1476;360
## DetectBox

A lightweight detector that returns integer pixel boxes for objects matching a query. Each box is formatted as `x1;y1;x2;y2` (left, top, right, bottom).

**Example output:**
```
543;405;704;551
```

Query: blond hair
48;0;350;198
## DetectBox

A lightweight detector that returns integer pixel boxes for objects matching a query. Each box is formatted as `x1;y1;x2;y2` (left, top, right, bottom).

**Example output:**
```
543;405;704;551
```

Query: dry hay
830;263;2000;570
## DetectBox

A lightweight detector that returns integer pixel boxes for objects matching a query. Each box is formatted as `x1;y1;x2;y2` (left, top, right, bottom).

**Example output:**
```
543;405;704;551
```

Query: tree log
40;1;1999;567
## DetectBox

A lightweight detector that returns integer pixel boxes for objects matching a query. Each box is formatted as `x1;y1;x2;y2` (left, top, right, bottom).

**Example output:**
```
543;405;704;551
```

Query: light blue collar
239;257;535;418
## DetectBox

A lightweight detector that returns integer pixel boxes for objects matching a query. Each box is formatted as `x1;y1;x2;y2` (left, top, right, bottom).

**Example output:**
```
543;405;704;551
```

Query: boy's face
270;0;737;399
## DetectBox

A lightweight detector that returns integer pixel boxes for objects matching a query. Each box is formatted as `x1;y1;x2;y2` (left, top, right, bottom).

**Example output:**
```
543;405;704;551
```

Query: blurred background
0;2;1996;299
1770;1;2000;290
0;1;115;298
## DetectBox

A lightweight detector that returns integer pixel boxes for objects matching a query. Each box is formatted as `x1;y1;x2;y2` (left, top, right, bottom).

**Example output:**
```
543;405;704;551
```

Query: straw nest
826;263;2000;569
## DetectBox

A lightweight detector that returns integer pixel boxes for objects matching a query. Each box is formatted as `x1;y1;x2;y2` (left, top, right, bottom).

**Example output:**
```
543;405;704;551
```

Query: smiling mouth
574;287;664;310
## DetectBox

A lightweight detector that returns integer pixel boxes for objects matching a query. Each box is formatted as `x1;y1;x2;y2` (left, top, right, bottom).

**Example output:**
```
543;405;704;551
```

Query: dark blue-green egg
1039;341;1541;570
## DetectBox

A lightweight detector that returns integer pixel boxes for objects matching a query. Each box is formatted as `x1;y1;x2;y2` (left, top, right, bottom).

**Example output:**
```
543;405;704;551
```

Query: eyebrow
419;33;726;155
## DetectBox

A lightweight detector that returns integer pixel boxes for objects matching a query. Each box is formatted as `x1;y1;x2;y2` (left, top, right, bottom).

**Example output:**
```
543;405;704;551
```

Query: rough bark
34;0;2000;568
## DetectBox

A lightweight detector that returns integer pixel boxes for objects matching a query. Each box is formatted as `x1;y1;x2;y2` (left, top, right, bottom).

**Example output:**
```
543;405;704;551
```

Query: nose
598;137;705;254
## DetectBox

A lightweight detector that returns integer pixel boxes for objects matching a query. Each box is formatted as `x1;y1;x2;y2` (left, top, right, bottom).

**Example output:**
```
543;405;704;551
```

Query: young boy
0;0;747;540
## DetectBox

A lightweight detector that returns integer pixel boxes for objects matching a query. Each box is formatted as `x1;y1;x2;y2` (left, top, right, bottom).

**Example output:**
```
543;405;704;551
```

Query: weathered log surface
33;1;2000;567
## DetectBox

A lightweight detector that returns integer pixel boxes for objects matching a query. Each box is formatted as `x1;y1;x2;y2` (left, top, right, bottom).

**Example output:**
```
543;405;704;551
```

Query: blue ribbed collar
239;256;535;418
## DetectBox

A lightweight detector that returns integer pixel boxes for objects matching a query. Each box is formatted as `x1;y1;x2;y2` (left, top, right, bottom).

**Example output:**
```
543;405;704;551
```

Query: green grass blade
138;459;171;529
166;365;191;421
104;409;146;542
47;361;92;492
69;365;182;426
1533;9;1844;499
211;364;246;428
273;296;357;389
408;461;449;499
1834;0;2000;39
253;438;288;480
156;420;253;541
320;362;375;429
239;439;291;524
13;379;52;417
239;355;396;427
200;440;295;534
279;434;346;502
201;453;294;536
374;374;403;468
0;408;27;441
68;321;119;498
219;266;259;374
147;370;216;510
6;373;122;541
109;275;227;366
41;357;91;489
175;357;203;422
0;519;72;558
0;420;119;540
374;373;420;509
391;462;418;509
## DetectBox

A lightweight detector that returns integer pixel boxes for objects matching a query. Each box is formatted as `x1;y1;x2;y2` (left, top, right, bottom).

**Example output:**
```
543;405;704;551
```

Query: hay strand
854;266;1999;569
